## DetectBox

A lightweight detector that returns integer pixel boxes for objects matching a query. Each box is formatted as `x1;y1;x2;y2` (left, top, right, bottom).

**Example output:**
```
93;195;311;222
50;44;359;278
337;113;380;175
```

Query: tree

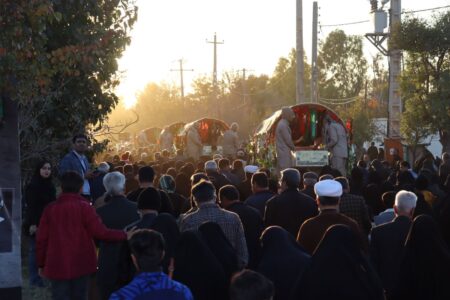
318;30;368;99
400;96;432;163
0;0;138;175
335;99;377;158
392;11;450;153
269;48;311;105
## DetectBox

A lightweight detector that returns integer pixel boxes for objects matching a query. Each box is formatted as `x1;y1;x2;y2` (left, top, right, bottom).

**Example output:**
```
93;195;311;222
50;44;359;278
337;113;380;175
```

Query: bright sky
116;0;449;108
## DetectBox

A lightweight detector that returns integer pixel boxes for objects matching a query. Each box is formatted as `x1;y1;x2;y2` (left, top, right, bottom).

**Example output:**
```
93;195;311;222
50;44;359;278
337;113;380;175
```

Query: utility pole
207;33;224;118
170;59;193;106
240;68;253;105
311;1;318;103
388;0;402;138
296;0;305;104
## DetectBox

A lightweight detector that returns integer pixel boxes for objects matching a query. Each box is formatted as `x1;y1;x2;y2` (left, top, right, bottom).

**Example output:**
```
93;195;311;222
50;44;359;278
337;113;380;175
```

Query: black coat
245;190;275;217
227;201;264;269
124;213;180;276
258;226;311;300
392;215;450;300
96;195;139;300
173;231;228;300
293;224;384;300
23;177;56;233
127;187;174;216
370;216;411;295
264;188;318;237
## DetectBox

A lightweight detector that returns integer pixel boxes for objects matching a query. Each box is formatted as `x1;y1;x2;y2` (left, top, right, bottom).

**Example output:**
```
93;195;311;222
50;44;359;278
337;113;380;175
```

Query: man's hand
29;225;37;236
85;170;95;179
126;226;138;240
38;268;45;279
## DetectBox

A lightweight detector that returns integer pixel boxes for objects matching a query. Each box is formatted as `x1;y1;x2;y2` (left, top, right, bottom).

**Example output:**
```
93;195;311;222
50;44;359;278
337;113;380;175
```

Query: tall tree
392;11;450;153
269;48;311;105
318;30;368;99
0;0;138;174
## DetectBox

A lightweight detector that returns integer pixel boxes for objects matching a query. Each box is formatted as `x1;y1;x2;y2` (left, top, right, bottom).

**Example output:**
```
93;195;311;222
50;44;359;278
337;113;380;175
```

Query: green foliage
269;48;311;104
318;30;368;99
393;11;450;153
335;99;377;153
0;0;138;174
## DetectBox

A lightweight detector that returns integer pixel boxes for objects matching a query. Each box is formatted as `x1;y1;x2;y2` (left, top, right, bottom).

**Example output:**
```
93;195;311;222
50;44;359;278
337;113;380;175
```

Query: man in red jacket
36;171;128;300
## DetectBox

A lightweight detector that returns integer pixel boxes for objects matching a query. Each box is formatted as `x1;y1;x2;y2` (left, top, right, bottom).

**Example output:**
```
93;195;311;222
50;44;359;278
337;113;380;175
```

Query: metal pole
179;59;185;101
311;1;318;103
296;0;305;104
207;33;224;118
388;0;402;138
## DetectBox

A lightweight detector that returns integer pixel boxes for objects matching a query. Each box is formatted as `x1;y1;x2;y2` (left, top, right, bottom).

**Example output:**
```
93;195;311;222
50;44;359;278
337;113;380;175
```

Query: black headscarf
292;224;384;300
199;222;240;283
393;215;450;300
24;160;56;232
173;230;228;300
257;226;310;300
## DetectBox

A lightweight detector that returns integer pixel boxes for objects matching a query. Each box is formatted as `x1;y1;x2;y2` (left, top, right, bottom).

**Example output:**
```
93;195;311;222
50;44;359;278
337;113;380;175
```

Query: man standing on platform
275;107;297;171
323;115;348;177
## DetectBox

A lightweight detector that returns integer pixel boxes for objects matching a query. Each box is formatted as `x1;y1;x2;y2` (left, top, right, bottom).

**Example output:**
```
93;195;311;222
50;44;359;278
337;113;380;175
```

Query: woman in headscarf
392;215;450;300
173;230;228;300
159;174;190;218
23;159;56;287
292;224;384;300
257;226;310;300
198;222;240;284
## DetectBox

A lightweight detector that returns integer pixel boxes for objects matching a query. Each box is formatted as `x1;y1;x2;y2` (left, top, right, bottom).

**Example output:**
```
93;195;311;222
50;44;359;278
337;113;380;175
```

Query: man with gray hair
370;190;417;298
264;168;317;236
96;171;140;299
90;162;110;203
204;160;231;191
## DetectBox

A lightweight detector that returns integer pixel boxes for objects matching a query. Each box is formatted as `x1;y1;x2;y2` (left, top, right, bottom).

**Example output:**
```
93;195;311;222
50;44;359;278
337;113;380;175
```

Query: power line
321;20;369;27
403;5;450;14
320;5;449;28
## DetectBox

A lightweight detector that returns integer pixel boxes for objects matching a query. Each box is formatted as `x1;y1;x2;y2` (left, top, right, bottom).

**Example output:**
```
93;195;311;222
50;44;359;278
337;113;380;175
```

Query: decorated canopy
180;118;229;145
254;103;351;146
137;127;162;146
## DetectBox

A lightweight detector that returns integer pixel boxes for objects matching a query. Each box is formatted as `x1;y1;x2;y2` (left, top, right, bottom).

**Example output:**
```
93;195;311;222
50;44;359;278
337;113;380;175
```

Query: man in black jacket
264;168;318;237
370;190;417;298
219;185;264;269
205;160;231;191
244;172;275;217
96;172;139;300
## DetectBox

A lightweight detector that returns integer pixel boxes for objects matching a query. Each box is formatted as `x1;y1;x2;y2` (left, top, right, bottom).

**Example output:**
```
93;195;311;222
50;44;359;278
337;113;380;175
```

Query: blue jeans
50;275;89;300
28;236;44;287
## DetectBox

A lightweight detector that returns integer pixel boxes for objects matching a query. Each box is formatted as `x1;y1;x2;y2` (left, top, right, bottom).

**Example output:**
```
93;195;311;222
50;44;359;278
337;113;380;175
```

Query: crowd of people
22;132;450;300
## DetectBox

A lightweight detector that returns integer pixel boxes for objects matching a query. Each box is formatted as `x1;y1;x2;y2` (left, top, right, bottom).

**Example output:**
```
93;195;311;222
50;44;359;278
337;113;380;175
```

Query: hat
204;160;218;170
244;165;259;174
314;179;342;197
137;187;161;211
303;171;318;180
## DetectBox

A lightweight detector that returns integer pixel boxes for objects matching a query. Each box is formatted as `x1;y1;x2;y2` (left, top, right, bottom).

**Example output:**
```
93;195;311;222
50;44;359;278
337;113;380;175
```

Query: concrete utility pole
296;0;305;104
240;68;253;105
170;59;193;105
311;1;319;103
207;33;224;118
388;0;402;138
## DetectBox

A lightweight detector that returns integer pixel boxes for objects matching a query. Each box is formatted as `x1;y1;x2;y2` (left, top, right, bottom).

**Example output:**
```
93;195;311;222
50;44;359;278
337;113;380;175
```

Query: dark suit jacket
96;196;139;298
264;188;318;237
297;209;364;255
227;202;264;269
370;216;411;295
245;190;275;217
